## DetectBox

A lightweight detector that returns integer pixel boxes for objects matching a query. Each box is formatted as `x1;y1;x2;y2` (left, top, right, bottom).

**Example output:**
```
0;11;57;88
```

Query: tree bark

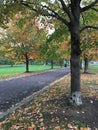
68;23;82;105
80;60;83;70
84;57;88;73
51;60;53;69
67;1;83;106
25;53;29;72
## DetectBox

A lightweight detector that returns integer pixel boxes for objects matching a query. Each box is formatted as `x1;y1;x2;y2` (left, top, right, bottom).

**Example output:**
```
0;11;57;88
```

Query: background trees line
1;10;97;72
0;0;98;105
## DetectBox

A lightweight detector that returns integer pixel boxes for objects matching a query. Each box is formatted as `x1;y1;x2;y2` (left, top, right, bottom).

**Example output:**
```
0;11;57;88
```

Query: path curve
0;68;70;112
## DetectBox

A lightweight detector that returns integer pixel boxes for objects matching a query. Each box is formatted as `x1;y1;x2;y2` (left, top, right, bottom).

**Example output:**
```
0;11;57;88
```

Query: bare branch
21;2;38;13
91;7;98;12
80;25;98;33
59;0;72;20
81;0;98;12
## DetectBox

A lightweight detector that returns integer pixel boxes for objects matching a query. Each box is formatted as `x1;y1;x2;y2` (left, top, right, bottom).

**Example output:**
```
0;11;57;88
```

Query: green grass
0;63;97;79
88;64;98;73
0;65;61;79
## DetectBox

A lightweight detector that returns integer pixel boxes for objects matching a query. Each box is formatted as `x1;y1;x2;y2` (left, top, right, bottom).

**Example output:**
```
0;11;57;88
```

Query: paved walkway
0;68;70;112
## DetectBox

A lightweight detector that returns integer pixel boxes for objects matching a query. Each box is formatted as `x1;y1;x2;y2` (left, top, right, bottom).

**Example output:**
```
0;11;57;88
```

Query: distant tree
40;24;70;69
2;11;44;72
80;8;98;73
81;29;98;73
40;41;59;69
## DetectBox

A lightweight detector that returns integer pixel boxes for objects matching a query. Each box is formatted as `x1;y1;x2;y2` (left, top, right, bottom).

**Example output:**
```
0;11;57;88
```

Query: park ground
0;65;61;79
0;65;98;130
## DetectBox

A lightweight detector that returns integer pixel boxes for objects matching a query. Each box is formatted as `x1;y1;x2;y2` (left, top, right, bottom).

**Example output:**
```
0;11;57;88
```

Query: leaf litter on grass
0;73;98;130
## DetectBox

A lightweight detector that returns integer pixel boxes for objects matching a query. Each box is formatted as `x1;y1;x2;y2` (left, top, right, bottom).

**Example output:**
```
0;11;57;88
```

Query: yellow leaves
81;28;98;60
27;122;45;130
30;51;40;60
67;122;91;130
67;123;78;130
81;73;98;82
81;73;98;97
0;46;6;51
28;127;33;130
80;127;90;130
51;118;55;123
54;126;61;130
28;124;36;130
31;124;35;129
50;117;60;124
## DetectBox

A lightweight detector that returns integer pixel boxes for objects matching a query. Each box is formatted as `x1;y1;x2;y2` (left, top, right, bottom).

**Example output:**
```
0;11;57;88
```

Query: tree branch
91;7;98;12
40;4;69;26
21;1;69;27
81;0;98;12
20;2;38;13
81;13;86;25
80;25;98;33
59;0;72;20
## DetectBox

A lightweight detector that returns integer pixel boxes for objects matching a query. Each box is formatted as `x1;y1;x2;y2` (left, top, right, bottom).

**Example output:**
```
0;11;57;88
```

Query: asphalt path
0;68;70;112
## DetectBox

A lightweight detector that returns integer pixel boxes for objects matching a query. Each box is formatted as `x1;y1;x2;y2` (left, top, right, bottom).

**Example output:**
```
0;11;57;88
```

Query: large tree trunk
68;1;82;106
25;53;29;72
69;26;82;105
84;57;88;73
69;35;82;105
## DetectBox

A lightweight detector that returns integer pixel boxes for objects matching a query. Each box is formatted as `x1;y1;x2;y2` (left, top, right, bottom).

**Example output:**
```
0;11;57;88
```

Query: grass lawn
0;65;61;79
88;64;98;73
0;63;97;78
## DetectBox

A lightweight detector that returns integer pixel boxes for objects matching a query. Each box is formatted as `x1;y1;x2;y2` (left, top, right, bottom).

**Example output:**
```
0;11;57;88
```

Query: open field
0;65;61;79
89;64;98;73
0;63;98;79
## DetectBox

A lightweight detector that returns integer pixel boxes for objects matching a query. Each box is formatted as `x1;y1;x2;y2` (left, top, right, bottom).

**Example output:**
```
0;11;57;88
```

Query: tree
80;8;98;73
2;11;44;72
40;24;70;69
2;0;98;105
48;24;71;65
40;41;57;69
40;23;70;69
81;29;98;73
